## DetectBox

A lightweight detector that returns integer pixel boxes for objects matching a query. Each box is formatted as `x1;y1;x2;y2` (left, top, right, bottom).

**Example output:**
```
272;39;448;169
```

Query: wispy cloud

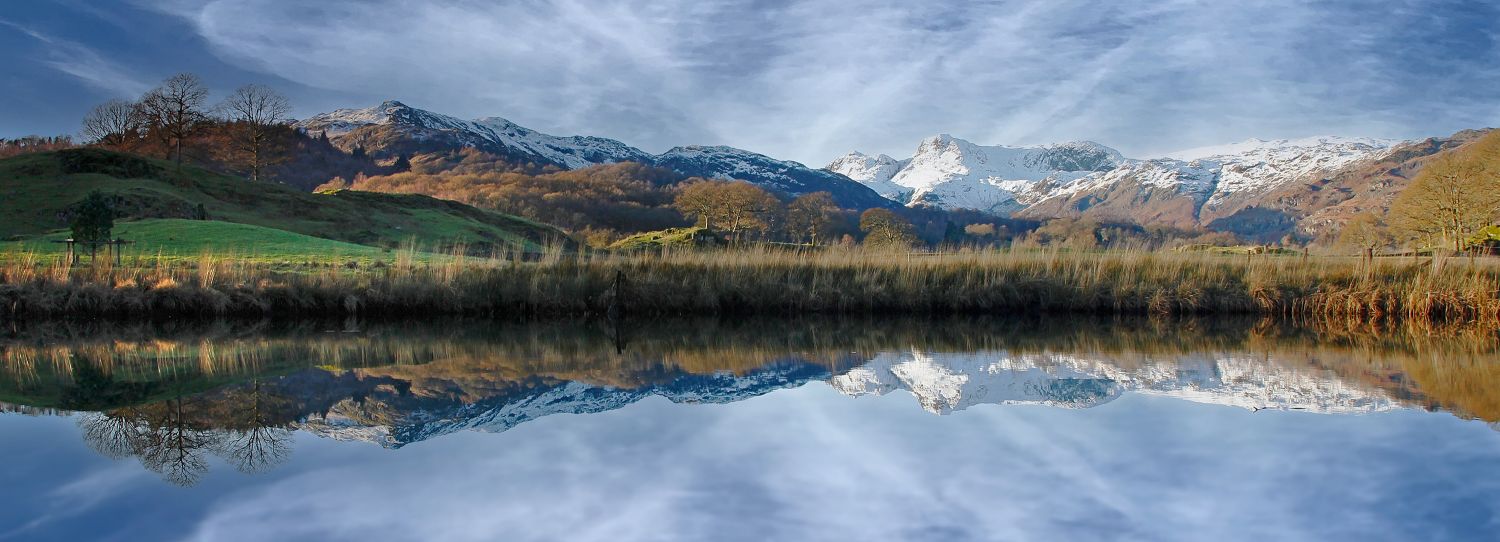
0;18;153;98
163;388;1500;542
135;0;1500;163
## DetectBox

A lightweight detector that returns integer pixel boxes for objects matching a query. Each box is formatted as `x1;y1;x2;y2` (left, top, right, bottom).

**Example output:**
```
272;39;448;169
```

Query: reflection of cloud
174;388;1500;542
0;19;152;98
1;462;145;540
137;0;1500;164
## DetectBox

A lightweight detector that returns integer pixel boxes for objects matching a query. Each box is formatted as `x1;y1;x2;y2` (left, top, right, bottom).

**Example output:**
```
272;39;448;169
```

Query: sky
2;0;1499;165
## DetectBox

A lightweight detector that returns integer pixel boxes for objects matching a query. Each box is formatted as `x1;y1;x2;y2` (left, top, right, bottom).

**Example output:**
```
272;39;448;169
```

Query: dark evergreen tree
71;191;115;243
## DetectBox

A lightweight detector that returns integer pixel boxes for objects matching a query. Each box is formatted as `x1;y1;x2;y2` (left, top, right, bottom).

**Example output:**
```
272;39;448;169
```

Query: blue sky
2;0;1498;164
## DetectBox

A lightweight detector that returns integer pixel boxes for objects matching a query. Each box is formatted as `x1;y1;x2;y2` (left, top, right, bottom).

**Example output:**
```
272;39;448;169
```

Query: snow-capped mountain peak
297;100;650;169
830;134;1129;213
826;151;908;199
829;132;1403;239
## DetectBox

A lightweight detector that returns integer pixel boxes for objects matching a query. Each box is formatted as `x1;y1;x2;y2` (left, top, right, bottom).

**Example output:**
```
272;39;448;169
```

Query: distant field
0;218;410;265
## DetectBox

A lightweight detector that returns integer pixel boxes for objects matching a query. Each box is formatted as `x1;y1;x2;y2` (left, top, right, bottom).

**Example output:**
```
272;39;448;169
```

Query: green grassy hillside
10;218;411;264
0;149;571;254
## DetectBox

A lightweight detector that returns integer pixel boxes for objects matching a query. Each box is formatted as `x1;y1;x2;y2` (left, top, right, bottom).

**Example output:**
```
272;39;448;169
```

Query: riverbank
2;248;1498;323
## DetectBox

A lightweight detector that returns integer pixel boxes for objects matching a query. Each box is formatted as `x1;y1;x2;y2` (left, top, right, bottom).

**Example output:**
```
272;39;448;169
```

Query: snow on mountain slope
829;135;1127;213
832;350;1397;415
836;134;1400;236
655;145;898;209
1166;136;1397;212
298;101;895;209
826;152;909;200
1165;136;1397;162
297;101;651;169
470;116;654;169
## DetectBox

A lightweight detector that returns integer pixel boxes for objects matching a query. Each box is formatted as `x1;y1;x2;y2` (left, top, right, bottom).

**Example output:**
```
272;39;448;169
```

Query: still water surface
1;317;1498;541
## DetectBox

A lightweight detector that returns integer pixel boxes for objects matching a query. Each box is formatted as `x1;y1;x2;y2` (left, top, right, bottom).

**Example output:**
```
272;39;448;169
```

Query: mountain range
296;101;897;211
296;101;1490;240
831;133;1488;240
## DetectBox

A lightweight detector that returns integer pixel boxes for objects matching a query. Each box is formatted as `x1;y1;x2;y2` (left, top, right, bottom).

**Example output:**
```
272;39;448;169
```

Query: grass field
0;149;570;255
0;218;408;266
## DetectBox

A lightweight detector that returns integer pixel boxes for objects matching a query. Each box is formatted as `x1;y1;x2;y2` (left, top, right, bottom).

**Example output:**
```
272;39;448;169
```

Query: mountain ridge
297;101;897;210
829;133;1479;240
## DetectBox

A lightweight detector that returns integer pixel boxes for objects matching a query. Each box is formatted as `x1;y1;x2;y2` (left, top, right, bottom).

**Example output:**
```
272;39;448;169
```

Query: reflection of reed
2;316;1498;421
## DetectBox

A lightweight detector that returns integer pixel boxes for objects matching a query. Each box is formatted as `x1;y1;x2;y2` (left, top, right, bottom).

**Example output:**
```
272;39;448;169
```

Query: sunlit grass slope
0;148;571;254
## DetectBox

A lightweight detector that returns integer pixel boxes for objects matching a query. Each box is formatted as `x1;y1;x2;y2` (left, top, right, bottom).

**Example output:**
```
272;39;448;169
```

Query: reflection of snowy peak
832;351;1121;413
295;348;1401;448
296;361;834;448
832;350;1397;415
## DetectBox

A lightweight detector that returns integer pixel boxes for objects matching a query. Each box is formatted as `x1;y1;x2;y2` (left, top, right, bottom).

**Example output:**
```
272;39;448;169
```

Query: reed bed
2;245;1499;324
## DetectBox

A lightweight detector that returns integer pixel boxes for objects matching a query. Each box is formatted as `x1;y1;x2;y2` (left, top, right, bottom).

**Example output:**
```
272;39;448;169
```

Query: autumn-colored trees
673;180;781;240
75;73;317;183
1389;132;1500;252
219;84;292;182
786;192;839;244
0;135;74;158
1337;212;1393;260
859;208;917;248
342;161;688;237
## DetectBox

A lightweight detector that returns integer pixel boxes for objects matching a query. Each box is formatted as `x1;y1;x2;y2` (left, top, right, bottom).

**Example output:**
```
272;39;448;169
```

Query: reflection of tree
75;380;294;486
78;411;141;460
136;399;218;486
212;381;293;474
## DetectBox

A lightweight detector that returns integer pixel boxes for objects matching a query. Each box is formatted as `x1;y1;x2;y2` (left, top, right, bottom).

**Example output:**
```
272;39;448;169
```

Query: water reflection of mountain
2;316;1498;485
833;351;1398;415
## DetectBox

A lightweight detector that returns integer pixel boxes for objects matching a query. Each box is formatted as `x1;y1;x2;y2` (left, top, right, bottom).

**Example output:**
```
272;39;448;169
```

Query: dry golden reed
2;247;1499;323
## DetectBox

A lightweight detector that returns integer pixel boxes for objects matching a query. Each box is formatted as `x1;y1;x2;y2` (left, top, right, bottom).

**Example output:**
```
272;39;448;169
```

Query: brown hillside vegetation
335;160;693;237
1283;129;1493;239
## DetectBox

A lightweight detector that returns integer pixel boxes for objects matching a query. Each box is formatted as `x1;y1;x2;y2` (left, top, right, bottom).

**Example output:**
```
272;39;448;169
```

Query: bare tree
219;84;291;181
1337;212;1394;262
80;99;143;150
138;73;210;169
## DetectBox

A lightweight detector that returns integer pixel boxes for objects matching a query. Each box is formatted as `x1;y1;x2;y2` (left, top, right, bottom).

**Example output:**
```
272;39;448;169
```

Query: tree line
82;73;292;179
73;72;382;188
1340;130;1500;256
